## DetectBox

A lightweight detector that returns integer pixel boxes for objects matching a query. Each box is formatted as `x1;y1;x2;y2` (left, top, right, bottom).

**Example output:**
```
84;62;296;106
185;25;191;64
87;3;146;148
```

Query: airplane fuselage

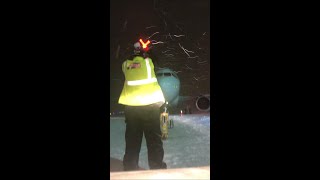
156;68;210;114
156;68;180;106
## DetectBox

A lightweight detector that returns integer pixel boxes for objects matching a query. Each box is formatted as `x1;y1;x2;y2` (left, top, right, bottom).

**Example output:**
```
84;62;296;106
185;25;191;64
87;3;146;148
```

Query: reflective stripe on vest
127;58;157;86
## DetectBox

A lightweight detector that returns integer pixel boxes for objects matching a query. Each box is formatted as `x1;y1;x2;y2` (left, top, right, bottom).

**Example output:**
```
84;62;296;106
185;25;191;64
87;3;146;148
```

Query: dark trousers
123;103;167;171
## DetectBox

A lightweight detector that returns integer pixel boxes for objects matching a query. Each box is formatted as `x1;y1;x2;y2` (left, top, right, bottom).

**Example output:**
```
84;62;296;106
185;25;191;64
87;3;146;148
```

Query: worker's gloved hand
161;133;168;140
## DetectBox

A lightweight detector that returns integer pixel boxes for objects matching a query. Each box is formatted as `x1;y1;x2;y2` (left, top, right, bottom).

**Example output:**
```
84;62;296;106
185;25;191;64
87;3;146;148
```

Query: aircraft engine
196;95;210;111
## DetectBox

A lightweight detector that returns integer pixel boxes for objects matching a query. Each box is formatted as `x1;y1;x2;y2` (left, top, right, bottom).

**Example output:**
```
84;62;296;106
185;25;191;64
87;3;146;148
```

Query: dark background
2;0;314;179
110;0;210;112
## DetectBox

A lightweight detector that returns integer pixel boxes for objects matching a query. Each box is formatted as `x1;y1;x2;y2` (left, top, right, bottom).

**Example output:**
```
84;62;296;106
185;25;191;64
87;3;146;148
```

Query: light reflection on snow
110;114;210;169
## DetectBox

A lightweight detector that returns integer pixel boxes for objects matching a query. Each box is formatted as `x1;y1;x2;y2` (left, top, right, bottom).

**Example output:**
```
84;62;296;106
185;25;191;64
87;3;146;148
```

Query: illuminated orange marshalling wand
139;39;150;49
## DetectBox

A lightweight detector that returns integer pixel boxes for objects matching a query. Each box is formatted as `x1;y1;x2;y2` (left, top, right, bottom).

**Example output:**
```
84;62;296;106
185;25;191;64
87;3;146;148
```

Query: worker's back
118;55;165;106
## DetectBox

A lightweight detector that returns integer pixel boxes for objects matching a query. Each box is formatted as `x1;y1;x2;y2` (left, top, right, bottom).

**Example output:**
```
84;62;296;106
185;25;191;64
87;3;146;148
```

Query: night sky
110;0;210;111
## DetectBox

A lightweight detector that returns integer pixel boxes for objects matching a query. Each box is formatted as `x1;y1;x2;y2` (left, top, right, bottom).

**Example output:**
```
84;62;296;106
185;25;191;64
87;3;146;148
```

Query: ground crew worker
118;39;167;171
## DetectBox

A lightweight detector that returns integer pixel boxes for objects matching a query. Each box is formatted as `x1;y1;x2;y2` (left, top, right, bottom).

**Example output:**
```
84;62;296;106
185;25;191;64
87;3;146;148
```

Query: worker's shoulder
126;56;150;62
132;56;145;61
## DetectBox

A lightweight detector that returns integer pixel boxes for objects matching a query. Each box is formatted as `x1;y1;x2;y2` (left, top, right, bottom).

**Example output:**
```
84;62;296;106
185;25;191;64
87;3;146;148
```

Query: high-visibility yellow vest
118;56;165;106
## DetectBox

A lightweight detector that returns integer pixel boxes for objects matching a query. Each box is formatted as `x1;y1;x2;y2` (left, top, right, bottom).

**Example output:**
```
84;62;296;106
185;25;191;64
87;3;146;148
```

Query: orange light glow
139;39;150;49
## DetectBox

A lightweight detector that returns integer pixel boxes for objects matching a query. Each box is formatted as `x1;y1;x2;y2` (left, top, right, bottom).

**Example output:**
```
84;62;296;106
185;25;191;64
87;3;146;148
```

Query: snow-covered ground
110;114;210;170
